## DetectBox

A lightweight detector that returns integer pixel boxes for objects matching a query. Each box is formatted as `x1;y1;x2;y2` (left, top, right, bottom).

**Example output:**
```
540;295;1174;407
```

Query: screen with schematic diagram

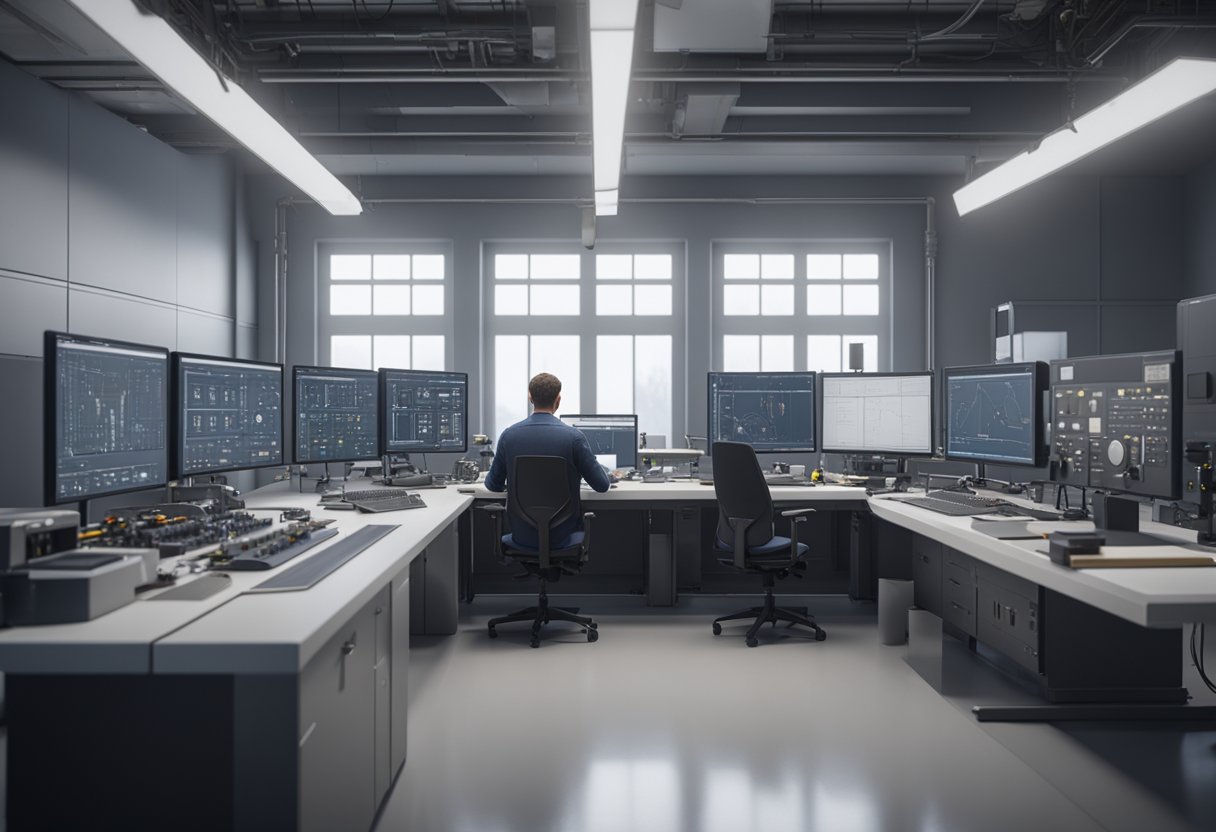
293;366;380;463
380;369;468;453
944;362;1047;467
707;372;817;453
820;373;933;456
1050;350;1180;500
561;414;639;469
173;354;283;477
45;331;170;504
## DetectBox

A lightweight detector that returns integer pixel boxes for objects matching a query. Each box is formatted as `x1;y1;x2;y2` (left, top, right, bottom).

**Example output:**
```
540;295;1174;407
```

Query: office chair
710;441;826;647
481;455;599;648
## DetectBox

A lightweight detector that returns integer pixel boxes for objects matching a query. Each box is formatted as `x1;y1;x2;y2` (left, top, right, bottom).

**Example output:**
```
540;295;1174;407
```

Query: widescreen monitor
943;362;1048;467
707;372;817;454
44;331;169;505
293;366;380;464
560;414;639;469
820;372;933;456
380;369;468;454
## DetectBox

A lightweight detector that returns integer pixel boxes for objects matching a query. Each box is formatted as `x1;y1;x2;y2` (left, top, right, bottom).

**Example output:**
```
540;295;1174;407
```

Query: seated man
484;372;611;549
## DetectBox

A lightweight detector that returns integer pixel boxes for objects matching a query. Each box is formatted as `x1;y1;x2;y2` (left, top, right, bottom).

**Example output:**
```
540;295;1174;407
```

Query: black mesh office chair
481;455;599;648
710;441;826;647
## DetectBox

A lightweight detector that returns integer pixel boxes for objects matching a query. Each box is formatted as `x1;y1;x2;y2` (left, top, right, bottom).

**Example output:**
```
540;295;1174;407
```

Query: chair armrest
478;503;509;564
780;507;817;518
582;511;595;557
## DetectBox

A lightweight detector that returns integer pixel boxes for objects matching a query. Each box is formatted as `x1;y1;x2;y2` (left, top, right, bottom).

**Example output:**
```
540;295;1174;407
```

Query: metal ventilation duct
654;0;774;54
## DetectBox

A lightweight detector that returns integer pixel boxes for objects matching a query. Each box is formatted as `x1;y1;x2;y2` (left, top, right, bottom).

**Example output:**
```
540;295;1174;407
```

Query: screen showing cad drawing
946;369;1037;465
177;357;282;476
822;374;932;454
294;367;379;463
708;373;817;453
382;370;467;453
52;335;169;502
561;415;638;469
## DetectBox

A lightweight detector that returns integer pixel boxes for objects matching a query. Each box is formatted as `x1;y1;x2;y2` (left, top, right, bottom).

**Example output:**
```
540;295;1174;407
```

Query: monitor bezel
706;371;819;455
291;365;382;465
818;371;936;457
378;367;470;454
43;330;171;506
170;352;286;479
942;361;1048;468
559;413;640;468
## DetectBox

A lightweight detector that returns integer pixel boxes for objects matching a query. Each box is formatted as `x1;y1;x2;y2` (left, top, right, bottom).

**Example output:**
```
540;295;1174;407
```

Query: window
714;243;889;374
494;254;581;316
320;247;452;370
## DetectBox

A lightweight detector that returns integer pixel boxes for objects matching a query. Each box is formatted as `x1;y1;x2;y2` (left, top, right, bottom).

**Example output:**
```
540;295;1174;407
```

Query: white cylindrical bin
877;578;915;645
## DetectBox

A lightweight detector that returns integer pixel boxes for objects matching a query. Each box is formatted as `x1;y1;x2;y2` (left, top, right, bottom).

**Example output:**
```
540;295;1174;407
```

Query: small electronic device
215;522;339;570
81;509;274;558
943;362;1048;468
0;509;80;570
820;372;934;456
560;414;639;469
44;331;170;505
707;372;818;453
379;368;468;454
293;366;380;464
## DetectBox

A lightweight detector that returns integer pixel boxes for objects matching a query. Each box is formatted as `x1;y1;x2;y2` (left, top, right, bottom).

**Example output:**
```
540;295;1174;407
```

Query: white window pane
635;335;672;447
761;335;794;372
412;284;445;316
843;253;879;280
495;284;529;316
844;336;879;372
634;254;672;280
760;284;794;316
372;255;410;280
530;254;580;280
373;335;410;370
330;335;372;370
807;284;842;316
596;285;633;316
723;335;760;372
807;335;842;373
412;336;445;370
495;335;529;434
412;254;445;280
373;284;411;315
530;284;579;315
634;284;672;316
530;336;580;414
806;254;842;280
843;284;880;315
724;253;759;280
597;335;634;414
596;254;633;280
330;254;371;281
330;284;371;316
761;254;794;280
495;254;529;280
723;284;759;316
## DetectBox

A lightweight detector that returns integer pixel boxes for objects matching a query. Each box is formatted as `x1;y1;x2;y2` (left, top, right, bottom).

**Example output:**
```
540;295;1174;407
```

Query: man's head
528;372;562;413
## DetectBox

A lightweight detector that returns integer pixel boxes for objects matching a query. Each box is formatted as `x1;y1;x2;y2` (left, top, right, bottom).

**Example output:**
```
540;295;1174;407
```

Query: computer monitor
44;331;170;505
820;372;934;456
380;369;468;454
707;372;817;454
292;366;380;464
171;353;284;478
560;414;639;470
943;362;1048;467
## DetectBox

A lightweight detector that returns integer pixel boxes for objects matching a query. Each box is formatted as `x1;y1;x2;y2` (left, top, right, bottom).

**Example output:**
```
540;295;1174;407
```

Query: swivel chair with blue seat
481;455;599;648
710;441;826;647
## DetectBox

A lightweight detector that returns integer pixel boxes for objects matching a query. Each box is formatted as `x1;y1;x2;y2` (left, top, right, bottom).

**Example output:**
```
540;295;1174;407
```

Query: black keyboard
250;525;397;592
904;490;1007;516
325;488;405;503
351;494;427;514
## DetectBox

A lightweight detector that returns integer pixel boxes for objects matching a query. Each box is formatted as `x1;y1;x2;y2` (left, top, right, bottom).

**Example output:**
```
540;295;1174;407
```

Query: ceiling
2;0;1215;181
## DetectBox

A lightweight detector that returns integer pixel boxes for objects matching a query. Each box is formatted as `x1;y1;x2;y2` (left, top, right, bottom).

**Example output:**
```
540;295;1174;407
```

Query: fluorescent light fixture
954;57;1216;216
590;0;639;216
66;0;362;216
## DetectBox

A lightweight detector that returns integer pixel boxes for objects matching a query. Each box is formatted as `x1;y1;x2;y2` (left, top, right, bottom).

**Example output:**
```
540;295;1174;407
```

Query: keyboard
903;490;1007;516
323;488;404;503
351;494;427;514
249;525;397;593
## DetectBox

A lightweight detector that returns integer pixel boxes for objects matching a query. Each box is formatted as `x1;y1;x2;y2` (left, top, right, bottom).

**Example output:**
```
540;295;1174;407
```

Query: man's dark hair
529;372;562;410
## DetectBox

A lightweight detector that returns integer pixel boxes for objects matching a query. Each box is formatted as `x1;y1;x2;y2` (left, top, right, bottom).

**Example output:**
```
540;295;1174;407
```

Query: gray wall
1185;156;1216;300
0;60;256;508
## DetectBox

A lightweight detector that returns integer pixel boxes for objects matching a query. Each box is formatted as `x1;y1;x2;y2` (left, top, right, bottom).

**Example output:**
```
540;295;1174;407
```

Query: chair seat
714;535;808;567
502;531;584;558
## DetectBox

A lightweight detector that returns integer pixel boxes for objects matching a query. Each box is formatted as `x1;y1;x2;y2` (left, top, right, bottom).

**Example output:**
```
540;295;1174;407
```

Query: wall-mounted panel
0;356;44;507
68;96;178;302
0;275;67;357
177;309;234;356
178;153;235;317
68;287;176;350
0;62;68;281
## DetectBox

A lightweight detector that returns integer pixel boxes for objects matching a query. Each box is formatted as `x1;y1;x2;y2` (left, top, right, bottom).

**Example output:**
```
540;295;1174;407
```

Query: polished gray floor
380;597;1216;832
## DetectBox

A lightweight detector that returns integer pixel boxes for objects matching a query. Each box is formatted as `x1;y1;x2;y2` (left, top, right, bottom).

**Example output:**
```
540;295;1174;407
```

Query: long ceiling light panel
954;57;1216;216
67;0;362;216
590;0;640;217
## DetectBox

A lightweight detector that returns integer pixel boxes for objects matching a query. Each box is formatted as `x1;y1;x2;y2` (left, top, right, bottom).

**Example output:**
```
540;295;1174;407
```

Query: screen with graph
944;363;1047;467
821;373;933;455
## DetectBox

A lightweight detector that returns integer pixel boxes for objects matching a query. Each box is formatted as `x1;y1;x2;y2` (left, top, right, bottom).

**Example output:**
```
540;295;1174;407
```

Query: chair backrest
507;455;576;553
711;441;775;549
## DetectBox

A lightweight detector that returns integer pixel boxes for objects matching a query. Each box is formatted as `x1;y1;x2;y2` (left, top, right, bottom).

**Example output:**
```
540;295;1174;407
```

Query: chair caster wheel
589;621;598;629
815;629;827;642
712;623;722;636
530;638;540;648
587;628;599;643
488;627;498;639
745;637;758;648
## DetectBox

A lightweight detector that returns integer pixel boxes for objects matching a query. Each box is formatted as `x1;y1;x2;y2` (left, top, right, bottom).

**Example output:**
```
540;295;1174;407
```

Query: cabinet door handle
341;641;357;657
948;578;961;587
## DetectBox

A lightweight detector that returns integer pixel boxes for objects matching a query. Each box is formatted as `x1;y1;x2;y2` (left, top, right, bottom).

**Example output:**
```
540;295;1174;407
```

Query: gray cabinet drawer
911;536;942;615
942;575;976;636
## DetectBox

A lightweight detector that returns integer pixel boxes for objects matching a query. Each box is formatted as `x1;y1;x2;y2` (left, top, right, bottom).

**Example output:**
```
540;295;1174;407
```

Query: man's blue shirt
484;412;611;549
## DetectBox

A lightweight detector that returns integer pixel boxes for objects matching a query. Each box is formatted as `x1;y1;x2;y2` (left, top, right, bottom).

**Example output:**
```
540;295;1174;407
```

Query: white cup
789;464;806;478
